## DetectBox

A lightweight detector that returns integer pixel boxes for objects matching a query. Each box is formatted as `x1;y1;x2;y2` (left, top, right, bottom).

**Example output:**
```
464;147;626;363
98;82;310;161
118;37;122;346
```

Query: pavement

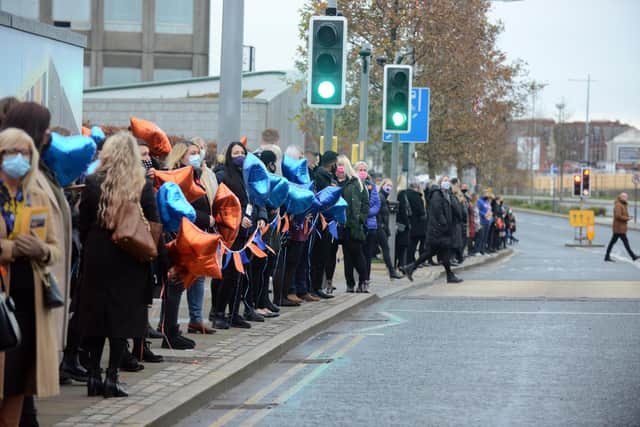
38;247;510;426
175;211;640;427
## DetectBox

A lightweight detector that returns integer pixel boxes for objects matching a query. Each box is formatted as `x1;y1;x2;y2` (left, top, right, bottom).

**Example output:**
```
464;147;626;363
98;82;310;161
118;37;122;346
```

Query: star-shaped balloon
157;182;196;232
243;152;270;205
154;166;206;203
282;154;310;185
130;117;171;157
266;173;289;209
213;183;242;247
285;183;314;216
311;186;342;213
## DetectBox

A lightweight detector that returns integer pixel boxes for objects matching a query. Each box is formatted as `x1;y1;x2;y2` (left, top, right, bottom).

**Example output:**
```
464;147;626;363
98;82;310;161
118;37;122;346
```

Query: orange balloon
167;218;222;287
130;117;172;157
154;166;206;203
81;126;91;136
213;183;242;247
240;136;248;146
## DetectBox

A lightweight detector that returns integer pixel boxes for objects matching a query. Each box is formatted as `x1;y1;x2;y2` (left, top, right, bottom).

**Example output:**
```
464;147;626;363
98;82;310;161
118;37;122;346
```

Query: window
153;68;193;82
104;0;142;32
53;0;90;30
0;0;38;19
102;67;142;86
155;0;193;34
83;66;91;89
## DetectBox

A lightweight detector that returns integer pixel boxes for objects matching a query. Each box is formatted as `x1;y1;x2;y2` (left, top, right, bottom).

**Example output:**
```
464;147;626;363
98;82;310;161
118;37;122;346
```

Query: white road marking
388;309;640;316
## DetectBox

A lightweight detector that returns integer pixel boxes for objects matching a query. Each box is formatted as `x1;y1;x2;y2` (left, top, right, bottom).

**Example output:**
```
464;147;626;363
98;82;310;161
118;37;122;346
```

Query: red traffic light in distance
573;174;582;196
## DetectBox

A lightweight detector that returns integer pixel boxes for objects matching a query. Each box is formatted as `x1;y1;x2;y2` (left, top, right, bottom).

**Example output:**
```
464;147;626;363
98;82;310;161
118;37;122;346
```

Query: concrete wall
83;96;305;151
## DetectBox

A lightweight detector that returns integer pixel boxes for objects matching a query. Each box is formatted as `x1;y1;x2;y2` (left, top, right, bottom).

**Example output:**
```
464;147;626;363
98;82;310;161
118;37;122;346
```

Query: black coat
313;167;335;192
78;175;159;338
377;190;391;236
406;189;427;238
450;192;464;249
426;189;453;248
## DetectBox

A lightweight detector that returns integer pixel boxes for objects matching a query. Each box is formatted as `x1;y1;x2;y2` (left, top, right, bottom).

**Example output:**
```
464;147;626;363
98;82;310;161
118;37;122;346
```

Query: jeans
186;276;205;324
475;225;489;253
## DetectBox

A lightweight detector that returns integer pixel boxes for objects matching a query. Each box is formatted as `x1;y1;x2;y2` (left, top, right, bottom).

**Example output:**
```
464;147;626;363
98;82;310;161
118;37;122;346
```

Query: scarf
0;181;29;236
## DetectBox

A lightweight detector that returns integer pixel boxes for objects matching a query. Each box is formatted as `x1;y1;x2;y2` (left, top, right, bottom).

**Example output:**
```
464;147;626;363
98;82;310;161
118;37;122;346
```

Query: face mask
461;189;468;194
335;166;345;178
2;154;31;179
357;170;368;180
383;185;392;194
232;155;245;168
440;181;451;190
188;154;201;168
141;159;153;171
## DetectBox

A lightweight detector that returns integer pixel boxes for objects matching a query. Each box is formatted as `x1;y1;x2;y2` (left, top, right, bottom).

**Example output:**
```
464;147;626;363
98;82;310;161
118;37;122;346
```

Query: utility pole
555;99;566;206
358;43;371;163
528;81;547;203
388;133;400;263
570;74;595;164
218;0;244;147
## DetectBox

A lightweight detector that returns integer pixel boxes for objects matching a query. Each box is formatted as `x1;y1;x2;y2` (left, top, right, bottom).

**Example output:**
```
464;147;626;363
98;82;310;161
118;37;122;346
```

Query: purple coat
366;181;381;230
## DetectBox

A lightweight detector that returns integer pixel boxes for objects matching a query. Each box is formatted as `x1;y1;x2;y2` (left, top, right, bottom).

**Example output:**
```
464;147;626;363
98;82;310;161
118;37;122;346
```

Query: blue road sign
384;87;430;143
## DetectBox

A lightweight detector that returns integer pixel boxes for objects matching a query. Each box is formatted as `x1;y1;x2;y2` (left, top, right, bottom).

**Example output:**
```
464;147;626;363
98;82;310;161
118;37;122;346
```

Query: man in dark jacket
450;178;468;264
406;181;427;264
401;176;463;283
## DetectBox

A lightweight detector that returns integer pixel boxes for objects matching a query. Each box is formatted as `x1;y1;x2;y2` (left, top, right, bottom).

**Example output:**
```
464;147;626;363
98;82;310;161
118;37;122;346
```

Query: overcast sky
213;0;640;128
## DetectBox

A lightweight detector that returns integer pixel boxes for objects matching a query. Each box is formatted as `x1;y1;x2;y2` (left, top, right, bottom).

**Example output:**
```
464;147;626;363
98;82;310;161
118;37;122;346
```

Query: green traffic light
318;81;336;99
392;112;407;127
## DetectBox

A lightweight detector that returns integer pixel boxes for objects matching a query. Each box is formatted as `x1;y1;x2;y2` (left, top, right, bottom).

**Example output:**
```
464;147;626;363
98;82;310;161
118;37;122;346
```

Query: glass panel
1;0;39;19
102;67;142;86
104;0;142;32
53;0;91;30
83;66;91;89
153;68;193;82
155;0;193;34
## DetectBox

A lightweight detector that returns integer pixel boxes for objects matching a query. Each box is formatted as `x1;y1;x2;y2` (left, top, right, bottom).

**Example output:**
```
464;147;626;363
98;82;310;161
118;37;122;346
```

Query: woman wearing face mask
213;142;267;329
376;178;404;279
335;155;369;293
401;176;463;284
0;128;61;426
162;142;216;347
354;161;380;293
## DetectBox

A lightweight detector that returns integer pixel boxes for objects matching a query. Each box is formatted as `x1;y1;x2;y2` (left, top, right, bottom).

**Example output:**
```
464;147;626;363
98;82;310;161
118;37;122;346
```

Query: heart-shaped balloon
157;182;196;232
266;173;289;209
311;186;342;213
154;166;206;203
90;126;105;147
213;183;242;247
43;133;97;187
130;117;171;157
324;197;348;225
285;183;314;216
282;154;310;185
166;217;222;287
85;159;101;176
242;152;270;205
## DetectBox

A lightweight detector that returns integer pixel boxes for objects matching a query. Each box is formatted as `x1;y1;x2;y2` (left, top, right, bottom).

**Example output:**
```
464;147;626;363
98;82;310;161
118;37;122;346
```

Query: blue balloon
90;126;105;146
43;133;97;186
157;182;196;232
311;186;342;213
243;152;270;205
85;159;101;175
324;197;347;225
282;155;310;185
266;173;289;209
285;184;314;216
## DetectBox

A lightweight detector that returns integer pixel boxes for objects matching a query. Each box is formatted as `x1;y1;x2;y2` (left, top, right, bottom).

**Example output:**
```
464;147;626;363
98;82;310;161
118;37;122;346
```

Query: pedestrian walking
376;178;403;279
604;192;638;262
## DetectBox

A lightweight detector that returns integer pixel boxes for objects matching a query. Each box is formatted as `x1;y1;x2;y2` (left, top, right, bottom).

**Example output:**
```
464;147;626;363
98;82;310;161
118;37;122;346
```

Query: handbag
0;274;21;352
42;271;65;308
112;201;159;263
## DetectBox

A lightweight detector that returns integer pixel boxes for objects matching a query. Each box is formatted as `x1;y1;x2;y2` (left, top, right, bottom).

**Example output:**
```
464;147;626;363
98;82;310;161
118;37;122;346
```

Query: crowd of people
0;98;516;426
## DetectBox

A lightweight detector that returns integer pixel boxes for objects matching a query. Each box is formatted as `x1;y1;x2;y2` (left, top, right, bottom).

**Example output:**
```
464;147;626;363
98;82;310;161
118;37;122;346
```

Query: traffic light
383;65;412;133
581;168;590;197
573;174;582;197
307;16;348;108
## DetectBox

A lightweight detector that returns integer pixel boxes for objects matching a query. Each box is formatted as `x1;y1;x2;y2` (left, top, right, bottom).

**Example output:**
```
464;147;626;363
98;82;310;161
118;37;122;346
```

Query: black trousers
161;277;184;337
273;240;305;303
343;238;367;288
310;230;337;292
364;229;378;281
85;336;127;371
605;233;636;259
375;228;394;274
215;264;246;318
414;244;453;276
408;235;425;264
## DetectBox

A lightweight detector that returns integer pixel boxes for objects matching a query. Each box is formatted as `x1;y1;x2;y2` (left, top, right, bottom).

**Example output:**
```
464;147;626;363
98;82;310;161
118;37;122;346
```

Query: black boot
213;312;231;329
87;368;103;397
60;352;88;383
400;263;416;282
389;270;404;279
264;299;280;313
604;256;615;262
103;368;128;398
447;272;463;283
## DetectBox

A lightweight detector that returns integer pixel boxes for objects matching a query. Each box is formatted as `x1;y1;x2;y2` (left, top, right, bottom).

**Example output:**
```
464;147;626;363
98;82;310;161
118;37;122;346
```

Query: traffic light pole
358;45;371;163
324;109;334;149
388;133;400;264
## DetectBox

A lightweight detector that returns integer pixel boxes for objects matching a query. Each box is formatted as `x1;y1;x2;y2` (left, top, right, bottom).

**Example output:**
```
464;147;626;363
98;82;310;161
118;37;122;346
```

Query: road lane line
388;309;640;316
239;334;367;427
355;311;407;332
207;334;348;427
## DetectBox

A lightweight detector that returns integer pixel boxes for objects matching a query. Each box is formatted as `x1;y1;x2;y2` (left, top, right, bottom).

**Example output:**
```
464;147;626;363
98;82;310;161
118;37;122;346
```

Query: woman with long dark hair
213;142;267;329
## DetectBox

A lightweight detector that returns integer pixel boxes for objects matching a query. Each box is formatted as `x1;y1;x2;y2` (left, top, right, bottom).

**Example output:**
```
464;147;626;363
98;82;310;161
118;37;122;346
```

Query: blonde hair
96;132;145;229
337;155;363;191
397;174;407;191
0;128;40;190
165;141;197;170
379;178;392;191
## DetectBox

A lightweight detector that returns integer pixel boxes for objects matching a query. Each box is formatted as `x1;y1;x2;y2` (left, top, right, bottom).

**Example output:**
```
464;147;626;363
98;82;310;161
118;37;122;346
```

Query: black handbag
0;274;21;352
42;271;65;308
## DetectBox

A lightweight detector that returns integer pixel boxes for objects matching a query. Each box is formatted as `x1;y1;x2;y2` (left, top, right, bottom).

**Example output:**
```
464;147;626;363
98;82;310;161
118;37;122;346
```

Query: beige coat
0;187;61;399
34;171;72;351
613;198;631;234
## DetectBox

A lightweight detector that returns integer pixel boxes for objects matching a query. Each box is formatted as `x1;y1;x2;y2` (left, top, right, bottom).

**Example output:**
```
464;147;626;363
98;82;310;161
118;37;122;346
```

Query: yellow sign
569;210;595;228
319;136;338;153
351;143;359;164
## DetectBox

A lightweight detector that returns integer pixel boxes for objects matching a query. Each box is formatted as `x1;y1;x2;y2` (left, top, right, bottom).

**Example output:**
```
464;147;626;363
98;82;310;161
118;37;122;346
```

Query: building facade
0;0;209;88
